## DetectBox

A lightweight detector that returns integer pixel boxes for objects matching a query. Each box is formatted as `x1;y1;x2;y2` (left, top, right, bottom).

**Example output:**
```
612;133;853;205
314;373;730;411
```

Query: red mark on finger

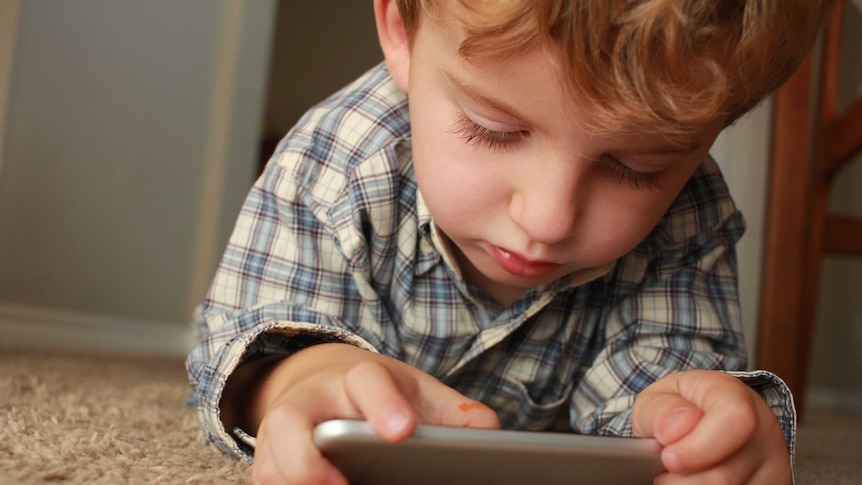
458;402;485;412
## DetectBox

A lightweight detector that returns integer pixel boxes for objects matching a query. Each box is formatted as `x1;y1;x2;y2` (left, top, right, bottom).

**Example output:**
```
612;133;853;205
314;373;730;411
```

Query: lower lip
489;245;562;278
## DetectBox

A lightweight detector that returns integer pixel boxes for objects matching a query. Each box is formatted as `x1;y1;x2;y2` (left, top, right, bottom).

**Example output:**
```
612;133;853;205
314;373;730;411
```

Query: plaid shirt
186;63;796;467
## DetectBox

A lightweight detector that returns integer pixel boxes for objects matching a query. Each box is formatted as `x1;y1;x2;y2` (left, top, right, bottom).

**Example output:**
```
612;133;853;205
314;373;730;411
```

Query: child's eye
449;113;526;151
599;155;665;191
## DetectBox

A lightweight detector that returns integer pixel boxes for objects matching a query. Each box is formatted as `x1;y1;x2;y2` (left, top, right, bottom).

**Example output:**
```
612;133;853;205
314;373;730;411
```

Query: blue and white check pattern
186;63;796;468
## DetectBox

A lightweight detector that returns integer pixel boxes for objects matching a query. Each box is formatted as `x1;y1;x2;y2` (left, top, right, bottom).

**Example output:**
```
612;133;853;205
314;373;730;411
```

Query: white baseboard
806;387;862;415
0;302;194;357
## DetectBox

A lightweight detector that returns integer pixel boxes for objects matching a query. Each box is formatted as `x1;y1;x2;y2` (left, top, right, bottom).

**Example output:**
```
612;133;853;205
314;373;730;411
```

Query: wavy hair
395;0;834;137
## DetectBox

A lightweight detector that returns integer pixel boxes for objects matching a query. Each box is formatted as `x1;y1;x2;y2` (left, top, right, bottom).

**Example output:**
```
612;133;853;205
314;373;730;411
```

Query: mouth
489;245;562;278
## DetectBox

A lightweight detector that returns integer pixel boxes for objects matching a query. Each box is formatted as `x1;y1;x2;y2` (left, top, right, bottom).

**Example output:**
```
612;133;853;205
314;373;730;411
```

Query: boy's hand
246;344;500;485
632;370;791;484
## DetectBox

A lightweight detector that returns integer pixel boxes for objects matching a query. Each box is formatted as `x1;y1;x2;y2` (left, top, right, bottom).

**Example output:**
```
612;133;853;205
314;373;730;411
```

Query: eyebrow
443;69;707;156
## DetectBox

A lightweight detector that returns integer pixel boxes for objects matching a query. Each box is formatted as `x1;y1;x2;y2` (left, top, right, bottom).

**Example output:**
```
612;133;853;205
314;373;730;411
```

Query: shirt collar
562;261;615;288
416;189;465;279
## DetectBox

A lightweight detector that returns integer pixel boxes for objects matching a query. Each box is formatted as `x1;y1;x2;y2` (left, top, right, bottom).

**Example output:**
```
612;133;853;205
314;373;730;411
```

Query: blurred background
0;1;859;414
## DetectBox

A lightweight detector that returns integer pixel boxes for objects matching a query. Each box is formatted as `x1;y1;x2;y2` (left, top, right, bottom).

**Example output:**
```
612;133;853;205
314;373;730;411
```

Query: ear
373;0;410;93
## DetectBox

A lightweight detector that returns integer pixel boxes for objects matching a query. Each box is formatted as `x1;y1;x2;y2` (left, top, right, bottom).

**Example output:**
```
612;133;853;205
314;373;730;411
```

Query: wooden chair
758;0;862;417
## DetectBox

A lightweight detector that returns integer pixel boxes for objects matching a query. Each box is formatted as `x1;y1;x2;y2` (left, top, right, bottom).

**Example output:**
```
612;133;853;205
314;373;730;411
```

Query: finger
401;370;500;429
655;465;743;485
654;445;784;485
343;361;418;442
657;391;789;485
660;373;759;474
344;360;500;434
633;390;703;446
425;392;501;430
254;403;350;485
654;447;758;485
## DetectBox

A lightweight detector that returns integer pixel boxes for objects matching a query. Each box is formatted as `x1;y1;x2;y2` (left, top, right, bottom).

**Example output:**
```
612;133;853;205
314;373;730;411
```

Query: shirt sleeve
567;162;797;471
185;62;415;459
184;155;386;461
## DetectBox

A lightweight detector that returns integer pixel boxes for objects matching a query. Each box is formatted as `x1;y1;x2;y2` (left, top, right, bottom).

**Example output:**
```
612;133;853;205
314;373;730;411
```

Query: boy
187;0;834;483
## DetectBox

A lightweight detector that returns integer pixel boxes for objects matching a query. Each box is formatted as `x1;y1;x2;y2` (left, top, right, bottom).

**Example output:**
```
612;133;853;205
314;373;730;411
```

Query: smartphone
313;419;664;485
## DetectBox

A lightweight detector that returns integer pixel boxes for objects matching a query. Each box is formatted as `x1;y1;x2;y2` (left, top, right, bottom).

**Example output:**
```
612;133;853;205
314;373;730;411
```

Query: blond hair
395;0;834;137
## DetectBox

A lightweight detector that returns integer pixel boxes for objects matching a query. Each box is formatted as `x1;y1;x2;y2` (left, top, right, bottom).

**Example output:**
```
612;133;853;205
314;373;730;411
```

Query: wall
709;103;772;364
262;1;382;140
0;0;21;173
0;0;276;355
807;3;862;412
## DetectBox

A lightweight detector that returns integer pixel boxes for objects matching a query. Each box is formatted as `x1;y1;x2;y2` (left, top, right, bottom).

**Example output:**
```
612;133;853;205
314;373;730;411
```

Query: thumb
633;389;703;446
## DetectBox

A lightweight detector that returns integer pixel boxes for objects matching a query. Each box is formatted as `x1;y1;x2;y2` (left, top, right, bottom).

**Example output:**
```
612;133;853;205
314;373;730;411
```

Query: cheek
413;146;502;225
411;120;505;217
581;185;679;259
597;157;702;238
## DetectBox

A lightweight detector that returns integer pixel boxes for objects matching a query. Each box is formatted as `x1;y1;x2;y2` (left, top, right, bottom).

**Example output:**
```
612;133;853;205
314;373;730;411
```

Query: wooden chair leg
758;1;857;418
757;52;819;415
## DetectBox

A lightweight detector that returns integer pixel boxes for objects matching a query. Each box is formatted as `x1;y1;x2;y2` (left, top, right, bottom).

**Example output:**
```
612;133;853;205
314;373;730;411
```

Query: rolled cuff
727;369;797;483
194;321;378;462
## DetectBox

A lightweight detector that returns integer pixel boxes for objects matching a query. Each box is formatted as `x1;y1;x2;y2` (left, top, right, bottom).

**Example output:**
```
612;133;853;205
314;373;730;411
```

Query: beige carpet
0;350;248;484
1;348;860;484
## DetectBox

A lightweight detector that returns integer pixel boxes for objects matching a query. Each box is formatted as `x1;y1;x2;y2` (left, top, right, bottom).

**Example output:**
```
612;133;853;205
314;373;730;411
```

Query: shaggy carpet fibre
0;350;248;484
1;348;860;484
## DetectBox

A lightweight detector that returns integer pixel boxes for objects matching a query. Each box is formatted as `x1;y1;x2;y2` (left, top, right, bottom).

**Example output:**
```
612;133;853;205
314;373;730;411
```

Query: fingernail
662;407;699;443
663;449;682;472
386;411;410;433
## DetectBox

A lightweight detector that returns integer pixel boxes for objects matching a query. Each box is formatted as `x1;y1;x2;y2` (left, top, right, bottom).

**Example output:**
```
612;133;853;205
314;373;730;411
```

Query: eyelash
449;113;665;190
449;114;526;151
600;155;665;190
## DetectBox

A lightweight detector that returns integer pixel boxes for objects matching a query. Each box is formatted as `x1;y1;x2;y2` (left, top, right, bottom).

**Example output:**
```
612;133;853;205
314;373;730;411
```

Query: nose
508;162;585;245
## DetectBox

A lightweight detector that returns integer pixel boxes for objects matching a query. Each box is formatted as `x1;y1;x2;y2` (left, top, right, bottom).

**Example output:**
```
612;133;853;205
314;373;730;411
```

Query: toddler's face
404;18;725;306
